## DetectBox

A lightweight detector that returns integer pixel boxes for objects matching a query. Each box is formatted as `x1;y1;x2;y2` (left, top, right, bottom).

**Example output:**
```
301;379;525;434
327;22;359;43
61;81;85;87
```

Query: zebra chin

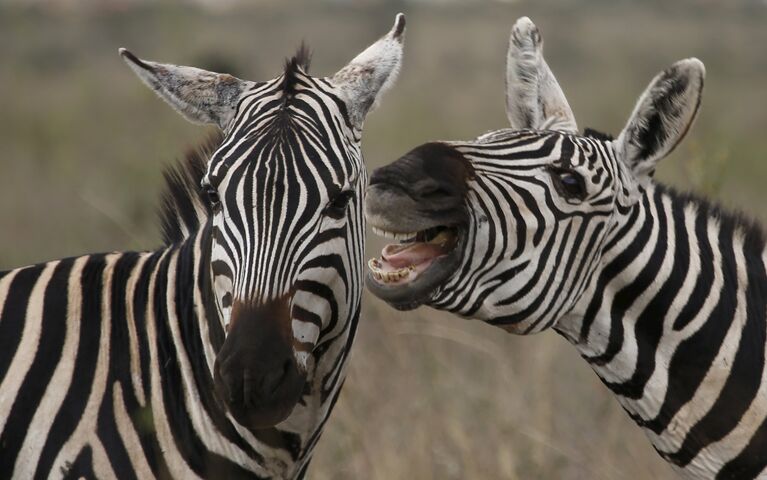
213;298;307;429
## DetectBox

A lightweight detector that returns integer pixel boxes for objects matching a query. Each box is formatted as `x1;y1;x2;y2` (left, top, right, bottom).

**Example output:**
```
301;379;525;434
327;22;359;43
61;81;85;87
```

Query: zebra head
365;17;703;334
121;15;405;428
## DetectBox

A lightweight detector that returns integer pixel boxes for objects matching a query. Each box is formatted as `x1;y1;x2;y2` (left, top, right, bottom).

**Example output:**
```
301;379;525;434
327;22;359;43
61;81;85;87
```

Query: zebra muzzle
213;299;307;429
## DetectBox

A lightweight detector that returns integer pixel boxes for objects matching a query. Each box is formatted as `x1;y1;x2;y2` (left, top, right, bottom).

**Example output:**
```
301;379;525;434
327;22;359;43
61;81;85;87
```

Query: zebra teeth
368;258;382;272
382;269;411;283
371;226;418;241
368;258;412;283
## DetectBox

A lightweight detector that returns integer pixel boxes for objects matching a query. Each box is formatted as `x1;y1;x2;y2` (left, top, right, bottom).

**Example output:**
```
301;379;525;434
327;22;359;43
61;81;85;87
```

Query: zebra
0;14;405;479
364;16;767;479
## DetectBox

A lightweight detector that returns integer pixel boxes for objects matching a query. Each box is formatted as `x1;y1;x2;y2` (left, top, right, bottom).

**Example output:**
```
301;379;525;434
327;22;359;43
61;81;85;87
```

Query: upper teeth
371;226;418;241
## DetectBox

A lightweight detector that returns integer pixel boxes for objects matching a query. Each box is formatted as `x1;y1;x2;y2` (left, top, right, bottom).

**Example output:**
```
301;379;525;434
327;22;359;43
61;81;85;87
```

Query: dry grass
310;298;675;479
1;2;766;478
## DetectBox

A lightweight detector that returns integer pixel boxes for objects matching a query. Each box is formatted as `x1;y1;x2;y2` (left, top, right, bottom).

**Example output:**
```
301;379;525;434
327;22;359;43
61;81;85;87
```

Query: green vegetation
1;2;765;478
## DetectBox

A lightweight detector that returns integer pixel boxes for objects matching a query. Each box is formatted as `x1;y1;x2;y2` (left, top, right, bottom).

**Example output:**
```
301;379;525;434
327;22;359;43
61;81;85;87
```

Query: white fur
330;13;406;129
505;17;578;133
119;48;251;131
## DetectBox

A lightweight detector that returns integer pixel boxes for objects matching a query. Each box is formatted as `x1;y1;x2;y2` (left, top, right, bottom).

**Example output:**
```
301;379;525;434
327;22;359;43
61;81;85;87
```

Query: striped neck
557;183;767;478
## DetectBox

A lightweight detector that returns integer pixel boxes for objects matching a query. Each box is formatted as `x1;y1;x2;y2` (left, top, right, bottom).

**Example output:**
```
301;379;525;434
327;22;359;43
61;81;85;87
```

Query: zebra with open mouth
366;16;767;479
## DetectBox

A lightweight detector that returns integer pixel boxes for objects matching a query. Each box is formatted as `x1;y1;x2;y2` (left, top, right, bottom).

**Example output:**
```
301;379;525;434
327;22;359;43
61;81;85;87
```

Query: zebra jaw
369;227;458;281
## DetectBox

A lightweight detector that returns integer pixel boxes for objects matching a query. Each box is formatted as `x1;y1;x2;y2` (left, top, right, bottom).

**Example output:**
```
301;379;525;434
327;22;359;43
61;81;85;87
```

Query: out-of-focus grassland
1;1;765;478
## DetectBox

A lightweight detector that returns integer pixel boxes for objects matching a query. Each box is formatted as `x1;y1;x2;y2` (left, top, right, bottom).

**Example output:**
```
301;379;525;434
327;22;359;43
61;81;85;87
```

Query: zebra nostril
258;359;292;397
419;186;452;200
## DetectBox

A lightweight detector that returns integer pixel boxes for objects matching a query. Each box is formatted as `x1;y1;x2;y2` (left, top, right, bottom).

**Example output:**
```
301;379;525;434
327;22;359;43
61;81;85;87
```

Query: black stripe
0;264;46;386
579;194;653;344
609;198;687;399
60;444;95;479
37;255;105;478
119;251;176;479
673;208;714;330
0;259;72;475
98;253;141;479
643;218;739;436
717;412;767;478
669;233;767;466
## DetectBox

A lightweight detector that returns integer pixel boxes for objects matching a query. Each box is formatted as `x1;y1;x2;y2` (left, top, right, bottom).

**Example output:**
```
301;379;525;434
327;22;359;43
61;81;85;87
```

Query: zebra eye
551;168;586;200
324;190;355;219
203;184;221;209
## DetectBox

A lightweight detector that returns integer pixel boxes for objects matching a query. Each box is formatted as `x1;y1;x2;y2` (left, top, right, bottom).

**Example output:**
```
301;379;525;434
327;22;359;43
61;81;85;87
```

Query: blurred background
1;0;766;478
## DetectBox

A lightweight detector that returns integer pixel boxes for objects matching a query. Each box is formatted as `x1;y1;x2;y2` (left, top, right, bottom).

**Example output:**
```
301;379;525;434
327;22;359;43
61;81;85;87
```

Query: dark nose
256;358;292;397
214;299;306;429
369;142;471;202
366;143;471;233
216;348;299;403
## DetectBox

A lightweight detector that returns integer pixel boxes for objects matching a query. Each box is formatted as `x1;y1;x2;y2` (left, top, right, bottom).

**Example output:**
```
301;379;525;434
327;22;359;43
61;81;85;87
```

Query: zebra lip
365;226;463;308
368;228;458;284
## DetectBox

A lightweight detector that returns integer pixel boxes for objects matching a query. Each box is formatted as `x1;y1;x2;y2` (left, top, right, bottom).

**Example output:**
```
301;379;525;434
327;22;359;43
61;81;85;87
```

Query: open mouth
366;224;464;310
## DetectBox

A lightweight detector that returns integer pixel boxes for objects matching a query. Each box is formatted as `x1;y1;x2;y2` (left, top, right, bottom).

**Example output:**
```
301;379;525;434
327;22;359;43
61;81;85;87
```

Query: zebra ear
614;58;705;184
330;13;405;128
505;17;577;133
119;48;250;131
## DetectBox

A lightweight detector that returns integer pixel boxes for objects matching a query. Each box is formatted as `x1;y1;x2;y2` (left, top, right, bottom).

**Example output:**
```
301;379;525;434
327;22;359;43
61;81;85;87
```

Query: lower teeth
369;258;413;283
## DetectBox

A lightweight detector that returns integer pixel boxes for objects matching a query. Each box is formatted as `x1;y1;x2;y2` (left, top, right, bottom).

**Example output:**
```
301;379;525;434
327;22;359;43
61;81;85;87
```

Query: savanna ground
1;1;766;478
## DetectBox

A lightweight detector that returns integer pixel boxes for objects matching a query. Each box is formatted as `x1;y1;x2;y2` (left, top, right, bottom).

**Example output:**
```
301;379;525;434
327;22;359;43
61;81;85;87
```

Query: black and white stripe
0;15;404;479
367;17;766;479
432;131;619;335
432;128;767;478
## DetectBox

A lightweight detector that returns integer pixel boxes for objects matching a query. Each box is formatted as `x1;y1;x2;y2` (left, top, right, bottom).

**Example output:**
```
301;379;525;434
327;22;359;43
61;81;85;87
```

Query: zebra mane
282;43;312;99
159;131;223;245
579;127;764;249
583;128;614;141
658;183;766;253
578;125;765;248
